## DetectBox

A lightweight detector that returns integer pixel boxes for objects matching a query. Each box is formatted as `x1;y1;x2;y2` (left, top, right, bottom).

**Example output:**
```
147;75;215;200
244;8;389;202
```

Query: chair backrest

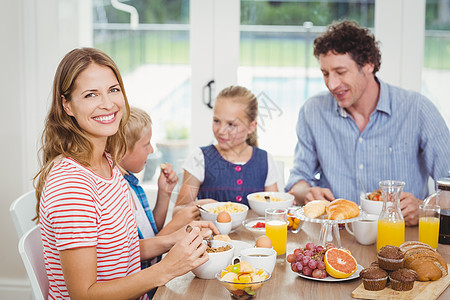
10;190;38;238
18;225;48;300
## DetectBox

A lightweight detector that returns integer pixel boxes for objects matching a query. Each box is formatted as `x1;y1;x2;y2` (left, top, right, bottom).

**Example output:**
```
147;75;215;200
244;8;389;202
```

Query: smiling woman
32;47;215;300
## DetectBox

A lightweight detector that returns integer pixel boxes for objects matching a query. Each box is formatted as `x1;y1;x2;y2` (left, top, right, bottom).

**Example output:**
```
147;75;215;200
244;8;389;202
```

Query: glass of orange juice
419;204;440;249
265;208;287;262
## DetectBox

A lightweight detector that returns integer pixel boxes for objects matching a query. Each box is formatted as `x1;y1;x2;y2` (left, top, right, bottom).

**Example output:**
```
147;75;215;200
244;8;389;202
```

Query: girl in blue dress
174;85;279;216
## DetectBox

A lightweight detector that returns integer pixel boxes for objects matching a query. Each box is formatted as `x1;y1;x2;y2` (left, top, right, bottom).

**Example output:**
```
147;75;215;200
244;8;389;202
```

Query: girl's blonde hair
216;85;258;147
125;106;152;151
33;47;130;220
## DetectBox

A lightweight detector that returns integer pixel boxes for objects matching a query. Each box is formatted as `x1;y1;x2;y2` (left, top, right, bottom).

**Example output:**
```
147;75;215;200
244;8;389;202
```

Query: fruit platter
287;242;362;281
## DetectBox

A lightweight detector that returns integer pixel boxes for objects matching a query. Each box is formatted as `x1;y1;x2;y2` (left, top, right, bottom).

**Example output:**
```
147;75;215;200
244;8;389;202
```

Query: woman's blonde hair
216;85;258;147
125;106;152;151
33;47;130;220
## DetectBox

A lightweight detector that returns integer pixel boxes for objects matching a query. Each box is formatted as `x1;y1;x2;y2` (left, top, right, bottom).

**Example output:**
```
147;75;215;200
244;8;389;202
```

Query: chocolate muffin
377;245;404;271
389;268;418;291
359;267;388;291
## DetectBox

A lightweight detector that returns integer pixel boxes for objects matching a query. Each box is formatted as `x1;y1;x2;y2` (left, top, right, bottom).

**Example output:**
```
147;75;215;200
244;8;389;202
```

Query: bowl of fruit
287;207;302;233
360;190;383;216
242;217;266;238
216;261;271;299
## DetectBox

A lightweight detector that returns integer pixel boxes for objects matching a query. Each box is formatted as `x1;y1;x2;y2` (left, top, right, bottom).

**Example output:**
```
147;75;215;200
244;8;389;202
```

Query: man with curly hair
285;20;450;226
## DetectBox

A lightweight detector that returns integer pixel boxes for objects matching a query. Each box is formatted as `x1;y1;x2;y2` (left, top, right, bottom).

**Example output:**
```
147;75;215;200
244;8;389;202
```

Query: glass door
93;0;191;179
238;0;375;168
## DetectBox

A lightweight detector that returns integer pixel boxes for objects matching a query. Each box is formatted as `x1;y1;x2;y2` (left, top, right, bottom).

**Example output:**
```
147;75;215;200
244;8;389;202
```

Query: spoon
357;175;367;197
186;224;214;248
196;204;209;213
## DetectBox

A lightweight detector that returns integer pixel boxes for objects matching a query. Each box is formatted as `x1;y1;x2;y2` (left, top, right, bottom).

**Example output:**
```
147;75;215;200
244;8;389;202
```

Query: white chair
18;225;48;300
10;190;38;238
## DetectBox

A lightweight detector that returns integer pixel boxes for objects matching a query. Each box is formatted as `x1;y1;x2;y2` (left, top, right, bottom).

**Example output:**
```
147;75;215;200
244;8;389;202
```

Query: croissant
399;241;448;281
326;199;359;220
303;200;330;219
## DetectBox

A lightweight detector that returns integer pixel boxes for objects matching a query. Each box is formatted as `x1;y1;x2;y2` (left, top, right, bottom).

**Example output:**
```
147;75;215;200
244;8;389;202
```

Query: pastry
399;241;448;281
213;234;232;242
377;245;404;271
389;268;418;291
303;200;330;218
359;266;388;291
326;199;359;220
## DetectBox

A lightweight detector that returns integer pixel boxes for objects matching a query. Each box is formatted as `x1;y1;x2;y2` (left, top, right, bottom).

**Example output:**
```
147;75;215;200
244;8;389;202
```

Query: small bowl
200;202;249;230
360;193;383;216
287;206;302;233
247;192;294;216
215;220;232;235
192;240;234;279
242;217;266;238
216;271;271;299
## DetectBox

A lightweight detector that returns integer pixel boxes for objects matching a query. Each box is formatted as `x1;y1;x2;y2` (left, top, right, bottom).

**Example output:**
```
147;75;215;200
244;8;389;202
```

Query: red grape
303;250;313;257
317;261;326;270
312;269;323;279
287;254;296;263
307;260;317;269
305;242;315;251
302;266;312;276
295;262;303;272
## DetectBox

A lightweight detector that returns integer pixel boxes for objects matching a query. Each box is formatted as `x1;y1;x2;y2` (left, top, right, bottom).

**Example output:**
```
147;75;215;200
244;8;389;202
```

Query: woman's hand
159;226;209;278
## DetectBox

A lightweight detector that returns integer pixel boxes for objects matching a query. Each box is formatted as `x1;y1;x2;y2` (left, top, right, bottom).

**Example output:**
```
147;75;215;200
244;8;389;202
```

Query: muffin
389;268;418;291
377;245;404;271
359;267;388;291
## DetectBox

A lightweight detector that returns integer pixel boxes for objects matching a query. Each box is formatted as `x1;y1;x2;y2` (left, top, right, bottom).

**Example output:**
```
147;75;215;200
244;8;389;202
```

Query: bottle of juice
376;180;405;251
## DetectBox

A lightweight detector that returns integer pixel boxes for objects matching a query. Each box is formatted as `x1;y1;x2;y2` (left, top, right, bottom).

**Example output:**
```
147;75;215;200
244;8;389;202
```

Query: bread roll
399;241;448;281
304;200;330;218
326;199;360;220
213;234;231;242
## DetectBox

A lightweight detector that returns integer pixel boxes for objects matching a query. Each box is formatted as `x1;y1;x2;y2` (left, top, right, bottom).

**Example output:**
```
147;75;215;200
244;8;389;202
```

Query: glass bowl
216;272;271;299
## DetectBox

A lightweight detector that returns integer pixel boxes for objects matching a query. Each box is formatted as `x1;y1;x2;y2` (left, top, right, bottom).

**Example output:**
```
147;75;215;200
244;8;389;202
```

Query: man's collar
335;77;390;117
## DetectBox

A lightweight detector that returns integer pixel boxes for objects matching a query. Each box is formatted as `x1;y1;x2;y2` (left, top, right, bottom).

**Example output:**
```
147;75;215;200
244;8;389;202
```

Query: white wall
0;0;91;297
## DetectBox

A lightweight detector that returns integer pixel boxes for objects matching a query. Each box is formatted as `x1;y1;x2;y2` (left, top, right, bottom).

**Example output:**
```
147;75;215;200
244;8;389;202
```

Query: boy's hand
158;163;178;195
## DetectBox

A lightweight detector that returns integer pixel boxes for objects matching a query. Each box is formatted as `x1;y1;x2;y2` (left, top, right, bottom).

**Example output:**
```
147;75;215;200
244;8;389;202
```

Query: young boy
120;107;203;238
120;107;208;298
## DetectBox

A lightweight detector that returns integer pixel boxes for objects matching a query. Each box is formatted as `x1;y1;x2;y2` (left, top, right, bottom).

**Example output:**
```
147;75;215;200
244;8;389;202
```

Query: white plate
295;264;363;282
231;240;253;256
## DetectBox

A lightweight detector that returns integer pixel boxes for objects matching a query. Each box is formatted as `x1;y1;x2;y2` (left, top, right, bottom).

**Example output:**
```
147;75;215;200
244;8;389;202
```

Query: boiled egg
255;235;272;248
217;211;231;223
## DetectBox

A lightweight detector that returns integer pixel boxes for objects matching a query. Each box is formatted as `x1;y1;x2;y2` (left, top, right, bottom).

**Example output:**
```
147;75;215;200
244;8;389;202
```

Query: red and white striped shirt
40;155;148;300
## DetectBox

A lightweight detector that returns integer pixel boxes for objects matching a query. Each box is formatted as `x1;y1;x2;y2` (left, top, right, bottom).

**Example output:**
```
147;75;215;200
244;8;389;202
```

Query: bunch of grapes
287;242;335;279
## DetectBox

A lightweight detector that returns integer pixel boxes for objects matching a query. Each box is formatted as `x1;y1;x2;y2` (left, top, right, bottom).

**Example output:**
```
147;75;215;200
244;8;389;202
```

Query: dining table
154;210;450;299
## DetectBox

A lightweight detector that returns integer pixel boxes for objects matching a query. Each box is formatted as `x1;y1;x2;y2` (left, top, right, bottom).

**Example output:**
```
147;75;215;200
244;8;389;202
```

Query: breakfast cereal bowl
200;202;248;230
192;240;234;279
247;192;295;216
360;193;383;216
216;270;271;299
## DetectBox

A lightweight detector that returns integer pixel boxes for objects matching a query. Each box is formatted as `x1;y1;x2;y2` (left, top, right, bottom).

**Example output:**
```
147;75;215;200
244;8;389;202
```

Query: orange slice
324;248;358;279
